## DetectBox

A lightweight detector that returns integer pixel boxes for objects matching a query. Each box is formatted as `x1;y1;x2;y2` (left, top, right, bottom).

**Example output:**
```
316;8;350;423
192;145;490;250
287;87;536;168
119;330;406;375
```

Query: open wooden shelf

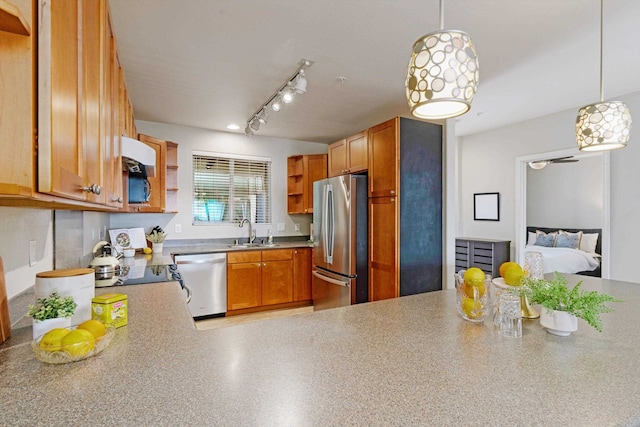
0;0;30;35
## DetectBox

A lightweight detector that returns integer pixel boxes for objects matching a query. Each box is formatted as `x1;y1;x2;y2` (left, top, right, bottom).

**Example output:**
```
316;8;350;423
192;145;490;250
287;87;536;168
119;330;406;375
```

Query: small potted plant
146;226;167;253
27;292;77;338
523;273;621;336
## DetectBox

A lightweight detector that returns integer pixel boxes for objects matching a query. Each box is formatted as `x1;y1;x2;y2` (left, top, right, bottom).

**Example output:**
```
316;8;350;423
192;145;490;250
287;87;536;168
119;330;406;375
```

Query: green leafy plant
146;225;167;243
26;292;77;321
523;273;621;332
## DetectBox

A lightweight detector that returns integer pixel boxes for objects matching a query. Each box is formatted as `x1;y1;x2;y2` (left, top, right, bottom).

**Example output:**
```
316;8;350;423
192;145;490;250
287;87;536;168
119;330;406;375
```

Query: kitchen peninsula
2;275;639;426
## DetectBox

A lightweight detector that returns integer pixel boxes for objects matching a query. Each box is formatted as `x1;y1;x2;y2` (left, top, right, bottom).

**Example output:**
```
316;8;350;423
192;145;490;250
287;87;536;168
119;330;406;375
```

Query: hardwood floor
195;306;313;330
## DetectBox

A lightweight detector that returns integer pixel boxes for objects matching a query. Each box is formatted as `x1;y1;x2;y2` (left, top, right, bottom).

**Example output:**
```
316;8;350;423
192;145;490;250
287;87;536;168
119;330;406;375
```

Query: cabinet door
262;260;293;306
346;131;368;173
0;0;34;197
79;0;104;204
38;0;83;200
369;196;398;301
227;262;262;310
102;14;123;208
303;154;327;214
327;139;347;177
293;248;312;301
368;118;398;198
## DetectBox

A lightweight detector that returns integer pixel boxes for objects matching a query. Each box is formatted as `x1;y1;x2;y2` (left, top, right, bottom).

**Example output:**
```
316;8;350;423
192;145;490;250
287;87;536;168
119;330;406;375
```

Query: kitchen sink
227;243;279;249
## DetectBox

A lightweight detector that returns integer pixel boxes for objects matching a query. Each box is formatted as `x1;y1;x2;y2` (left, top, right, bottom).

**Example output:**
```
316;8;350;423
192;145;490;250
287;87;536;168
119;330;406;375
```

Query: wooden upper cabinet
287;154;327;214
368;118;398;198
0;0;34;198
327;131;368;177
327;139;347;177
36;0;124;207
102;14;123;208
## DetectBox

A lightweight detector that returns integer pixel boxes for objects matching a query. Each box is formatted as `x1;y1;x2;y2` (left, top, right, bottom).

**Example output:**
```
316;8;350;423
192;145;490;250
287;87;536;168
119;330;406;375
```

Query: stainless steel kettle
89;241;122;287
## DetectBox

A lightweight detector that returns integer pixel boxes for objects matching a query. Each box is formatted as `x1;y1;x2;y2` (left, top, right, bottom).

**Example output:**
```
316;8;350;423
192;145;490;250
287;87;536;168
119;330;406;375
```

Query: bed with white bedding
525;227;602;277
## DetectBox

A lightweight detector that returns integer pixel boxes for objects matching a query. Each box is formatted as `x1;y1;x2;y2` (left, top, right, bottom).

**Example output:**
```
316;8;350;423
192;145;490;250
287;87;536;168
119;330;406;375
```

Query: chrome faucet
239;218;255;244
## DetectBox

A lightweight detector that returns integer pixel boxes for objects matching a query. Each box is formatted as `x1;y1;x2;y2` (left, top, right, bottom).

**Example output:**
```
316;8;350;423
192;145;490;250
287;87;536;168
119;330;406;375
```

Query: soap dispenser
267;229;273;244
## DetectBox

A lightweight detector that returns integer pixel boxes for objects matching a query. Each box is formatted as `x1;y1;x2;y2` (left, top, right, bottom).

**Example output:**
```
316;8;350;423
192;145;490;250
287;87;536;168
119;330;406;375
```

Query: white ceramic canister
35;268;95;326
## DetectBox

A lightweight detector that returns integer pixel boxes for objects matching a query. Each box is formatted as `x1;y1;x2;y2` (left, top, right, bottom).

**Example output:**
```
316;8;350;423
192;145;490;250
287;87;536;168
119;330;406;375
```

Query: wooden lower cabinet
227;260;262;311
293;248;312;301
227;248;311;314
369;196;398;301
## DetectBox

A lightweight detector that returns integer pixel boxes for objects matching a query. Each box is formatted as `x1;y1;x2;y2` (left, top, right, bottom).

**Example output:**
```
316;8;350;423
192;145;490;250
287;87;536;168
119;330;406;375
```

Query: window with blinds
192;151;271;225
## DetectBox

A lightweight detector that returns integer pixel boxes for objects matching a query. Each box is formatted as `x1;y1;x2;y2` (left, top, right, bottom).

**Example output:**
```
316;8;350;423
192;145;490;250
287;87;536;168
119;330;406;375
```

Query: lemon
463;282;485;298
499;261;520;278
463;267;485;286
39;328;70;352
504;264;524;286
461;297;482;318
78;319;106;339
143;247;152;255
61;329;95;357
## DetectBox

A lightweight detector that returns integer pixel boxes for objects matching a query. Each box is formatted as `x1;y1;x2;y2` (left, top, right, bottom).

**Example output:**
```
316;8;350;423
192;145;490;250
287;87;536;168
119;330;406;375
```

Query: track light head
282;87;294;104
257;109;268;124
293;70;307;94
244;124;253;137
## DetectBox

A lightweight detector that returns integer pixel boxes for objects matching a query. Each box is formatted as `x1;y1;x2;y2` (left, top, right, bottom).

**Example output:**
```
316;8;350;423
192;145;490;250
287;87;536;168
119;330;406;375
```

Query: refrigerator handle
326;184;334;264
322;184;328;262
312;270;349;287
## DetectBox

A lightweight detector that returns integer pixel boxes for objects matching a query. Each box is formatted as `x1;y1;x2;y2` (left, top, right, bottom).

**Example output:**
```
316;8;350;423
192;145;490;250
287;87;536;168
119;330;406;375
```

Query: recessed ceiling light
226;124;240;130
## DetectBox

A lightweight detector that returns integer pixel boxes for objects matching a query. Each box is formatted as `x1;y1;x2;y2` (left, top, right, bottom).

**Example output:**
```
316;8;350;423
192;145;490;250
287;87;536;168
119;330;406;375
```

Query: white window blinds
192;152;271;224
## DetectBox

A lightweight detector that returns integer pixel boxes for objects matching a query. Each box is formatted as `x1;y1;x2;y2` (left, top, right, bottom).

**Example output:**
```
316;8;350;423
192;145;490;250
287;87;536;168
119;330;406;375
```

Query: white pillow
580;233;599;254
527;232;536;246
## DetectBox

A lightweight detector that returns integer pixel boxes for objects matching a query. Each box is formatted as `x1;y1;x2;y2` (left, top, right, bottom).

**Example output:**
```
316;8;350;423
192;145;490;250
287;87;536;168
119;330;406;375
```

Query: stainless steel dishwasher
173;253;227;319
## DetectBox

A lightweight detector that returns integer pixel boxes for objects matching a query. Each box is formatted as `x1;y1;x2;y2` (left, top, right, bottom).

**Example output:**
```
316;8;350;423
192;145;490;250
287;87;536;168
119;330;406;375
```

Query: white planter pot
540;309;578;336
32;317;71;339
152;242;164;254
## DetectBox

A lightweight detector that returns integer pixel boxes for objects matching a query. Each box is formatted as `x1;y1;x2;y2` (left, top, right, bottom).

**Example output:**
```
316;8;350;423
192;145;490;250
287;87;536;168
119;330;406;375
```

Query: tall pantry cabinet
368;117;442;301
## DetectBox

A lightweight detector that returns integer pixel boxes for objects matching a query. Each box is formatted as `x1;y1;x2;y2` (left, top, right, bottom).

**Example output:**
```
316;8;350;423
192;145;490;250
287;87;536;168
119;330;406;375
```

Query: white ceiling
109;0;640;144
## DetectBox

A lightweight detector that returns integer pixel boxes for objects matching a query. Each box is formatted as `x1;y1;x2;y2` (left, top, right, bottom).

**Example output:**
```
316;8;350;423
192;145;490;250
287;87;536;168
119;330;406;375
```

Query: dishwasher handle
176;258;226;265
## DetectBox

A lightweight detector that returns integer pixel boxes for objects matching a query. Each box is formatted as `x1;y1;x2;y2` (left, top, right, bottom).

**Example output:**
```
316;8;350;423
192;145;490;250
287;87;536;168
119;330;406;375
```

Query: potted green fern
523;273;620;336
27;292;77;339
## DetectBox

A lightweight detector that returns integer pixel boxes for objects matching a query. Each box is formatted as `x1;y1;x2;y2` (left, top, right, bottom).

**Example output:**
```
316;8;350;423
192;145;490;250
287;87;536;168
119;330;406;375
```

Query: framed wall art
474;192;500;221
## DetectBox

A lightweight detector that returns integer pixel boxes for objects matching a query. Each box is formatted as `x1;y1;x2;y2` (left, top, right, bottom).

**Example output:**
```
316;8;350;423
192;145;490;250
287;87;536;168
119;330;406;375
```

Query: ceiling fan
527;156;579;170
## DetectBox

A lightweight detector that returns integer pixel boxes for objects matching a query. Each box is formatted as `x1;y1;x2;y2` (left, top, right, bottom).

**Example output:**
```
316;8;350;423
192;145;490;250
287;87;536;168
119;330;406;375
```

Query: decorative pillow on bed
527;232;537;246
557;230;583;248
534;232;556;247
580;232;599;254
556;233;580;249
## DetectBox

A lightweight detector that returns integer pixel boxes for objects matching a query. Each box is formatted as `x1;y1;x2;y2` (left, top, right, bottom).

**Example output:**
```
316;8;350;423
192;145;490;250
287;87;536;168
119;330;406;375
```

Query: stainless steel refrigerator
312;175;368;310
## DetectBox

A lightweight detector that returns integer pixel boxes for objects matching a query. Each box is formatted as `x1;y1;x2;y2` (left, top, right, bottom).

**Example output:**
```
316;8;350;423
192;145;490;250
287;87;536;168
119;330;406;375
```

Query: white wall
0;207;54;298
527;155;603;228
459;90;640;282
110;121;329;242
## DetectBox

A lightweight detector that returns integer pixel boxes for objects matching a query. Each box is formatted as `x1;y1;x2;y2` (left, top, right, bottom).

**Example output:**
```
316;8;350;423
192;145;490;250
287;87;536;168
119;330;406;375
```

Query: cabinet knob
390;190;395;195
390;198;395;202
83;184;102;195
112;196;122;203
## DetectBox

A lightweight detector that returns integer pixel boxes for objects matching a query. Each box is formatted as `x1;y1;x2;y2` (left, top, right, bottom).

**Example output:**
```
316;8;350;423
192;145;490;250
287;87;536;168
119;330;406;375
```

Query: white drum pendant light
406;0;479;120
576;0;632;151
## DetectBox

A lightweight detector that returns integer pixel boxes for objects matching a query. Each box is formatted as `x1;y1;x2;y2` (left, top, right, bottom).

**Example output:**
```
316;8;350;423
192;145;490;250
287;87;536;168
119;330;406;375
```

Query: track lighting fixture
245;58;314;136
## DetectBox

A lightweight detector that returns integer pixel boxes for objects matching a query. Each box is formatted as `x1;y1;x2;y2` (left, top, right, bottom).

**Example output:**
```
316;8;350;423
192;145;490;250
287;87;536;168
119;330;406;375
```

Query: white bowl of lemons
31;319;115;364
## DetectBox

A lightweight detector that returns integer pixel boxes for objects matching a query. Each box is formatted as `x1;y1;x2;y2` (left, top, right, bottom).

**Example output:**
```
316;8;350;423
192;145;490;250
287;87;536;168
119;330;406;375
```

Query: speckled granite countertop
2;275;640;426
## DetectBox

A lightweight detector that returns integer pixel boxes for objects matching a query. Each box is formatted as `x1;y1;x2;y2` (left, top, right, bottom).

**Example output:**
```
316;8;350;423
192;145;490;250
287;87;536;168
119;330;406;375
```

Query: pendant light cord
439;0;444;30
599;0;604;102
